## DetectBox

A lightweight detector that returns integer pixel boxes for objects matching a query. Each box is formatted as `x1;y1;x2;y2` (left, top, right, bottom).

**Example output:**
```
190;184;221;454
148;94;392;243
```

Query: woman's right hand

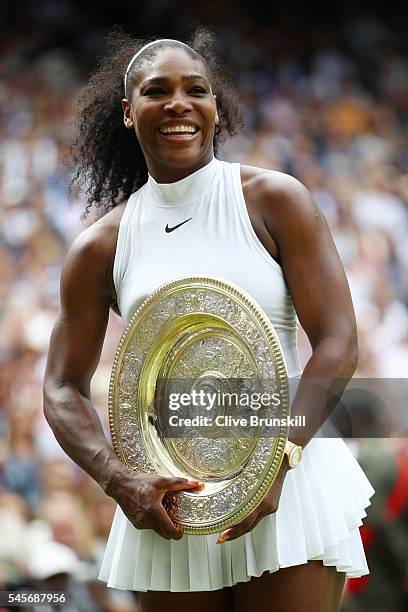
107;469;204;540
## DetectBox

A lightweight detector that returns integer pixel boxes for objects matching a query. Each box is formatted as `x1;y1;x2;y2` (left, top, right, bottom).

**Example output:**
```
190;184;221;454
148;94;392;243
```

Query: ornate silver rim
108;276;290;534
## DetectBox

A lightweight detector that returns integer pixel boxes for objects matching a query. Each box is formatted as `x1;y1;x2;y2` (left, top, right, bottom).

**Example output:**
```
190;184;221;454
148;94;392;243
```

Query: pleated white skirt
99;437;375;592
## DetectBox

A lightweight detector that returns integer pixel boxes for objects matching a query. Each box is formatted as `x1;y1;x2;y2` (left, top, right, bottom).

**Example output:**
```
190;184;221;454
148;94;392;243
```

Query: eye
189;87;207;95
143;87;166;96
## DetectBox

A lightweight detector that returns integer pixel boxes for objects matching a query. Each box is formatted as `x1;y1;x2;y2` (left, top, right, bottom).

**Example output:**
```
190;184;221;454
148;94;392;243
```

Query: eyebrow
139;74;209;89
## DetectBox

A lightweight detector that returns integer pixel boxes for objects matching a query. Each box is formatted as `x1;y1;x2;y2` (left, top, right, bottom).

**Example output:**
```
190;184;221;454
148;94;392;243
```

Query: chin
159;148;203;167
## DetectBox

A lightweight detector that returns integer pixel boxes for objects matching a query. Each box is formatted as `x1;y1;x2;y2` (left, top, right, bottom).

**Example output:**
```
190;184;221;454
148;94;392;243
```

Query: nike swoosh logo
165;218;192;233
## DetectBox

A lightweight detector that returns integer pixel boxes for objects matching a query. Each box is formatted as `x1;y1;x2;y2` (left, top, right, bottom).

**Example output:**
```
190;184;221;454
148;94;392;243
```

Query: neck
146;152;214;184
147;155;219;207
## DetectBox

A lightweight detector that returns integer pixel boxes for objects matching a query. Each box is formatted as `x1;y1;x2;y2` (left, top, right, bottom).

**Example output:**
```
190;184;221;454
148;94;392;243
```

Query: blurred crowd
0;2;407;610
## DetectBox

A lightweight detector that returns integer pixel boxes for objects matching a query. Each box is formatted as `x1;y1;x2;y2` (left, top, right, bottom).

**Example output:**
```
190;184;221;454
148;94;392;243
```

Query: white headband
124;39;192;98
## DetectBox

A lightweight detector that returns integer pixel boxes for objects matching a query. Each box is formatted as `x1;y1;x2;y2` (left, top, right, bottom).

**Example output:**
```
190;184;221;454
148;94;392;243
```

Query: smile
159;125;199;134
158;124;200;141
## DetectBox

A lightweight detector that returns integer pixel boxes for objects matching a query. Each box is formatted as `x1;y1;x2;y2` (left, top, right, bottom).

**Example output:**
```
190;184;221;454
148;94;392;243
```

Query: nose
163;92;193;114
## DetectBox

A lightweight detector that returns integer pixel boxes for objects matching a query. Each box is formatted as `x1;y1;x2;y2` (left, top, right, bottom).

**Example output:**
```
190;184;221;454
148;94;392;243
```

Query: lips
159;133;199;143
158;122;201;142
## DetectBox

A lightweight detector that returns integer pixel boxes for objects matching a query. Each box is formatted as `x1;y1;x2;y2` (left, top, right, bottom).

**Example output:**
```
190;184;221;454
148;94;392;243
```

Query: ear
122;98;134;129
213;94;219;126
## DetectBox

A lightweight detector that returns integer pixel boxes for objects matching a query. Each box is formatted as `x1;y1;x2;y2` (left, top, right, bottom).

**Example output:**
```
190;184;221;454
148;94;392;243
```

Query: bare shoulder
63;203;127;309
72;202;126;251
240;164;321;238
241;164;315;208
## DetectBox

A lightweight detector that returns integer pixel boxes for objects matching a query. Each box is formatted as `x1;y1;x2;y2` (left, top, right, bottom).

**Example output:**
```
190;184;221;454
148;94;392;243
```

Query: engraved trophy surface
109;276;290;534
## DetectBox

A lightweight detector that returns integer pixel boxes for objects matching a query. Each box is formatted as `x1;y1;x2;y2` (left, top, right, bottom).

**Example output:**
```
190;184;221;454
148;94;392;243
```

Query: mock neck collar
147;157;219;207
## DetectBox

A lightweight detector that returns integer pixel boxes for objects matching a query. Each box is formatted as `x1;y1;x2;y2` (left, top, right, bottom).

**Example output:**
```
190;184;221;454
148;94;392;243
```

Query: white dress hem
98;438;374;592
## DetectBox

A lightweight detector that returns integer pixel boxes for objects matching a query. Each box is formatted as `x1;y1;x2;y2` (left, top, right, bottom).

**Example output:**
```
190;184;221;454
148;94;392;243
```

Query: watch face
291;448;302;467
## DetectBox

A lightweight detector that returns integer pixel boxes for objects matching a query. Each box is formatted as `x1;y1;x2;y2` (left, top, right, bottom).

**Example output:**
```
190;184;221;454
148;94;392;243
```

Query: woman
43;28;374;612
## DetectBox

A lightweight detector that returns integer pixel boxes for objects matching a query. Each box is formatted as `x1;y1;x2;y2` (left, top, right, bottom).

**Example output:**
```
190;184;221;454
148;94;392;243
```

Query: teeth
160;125;198;134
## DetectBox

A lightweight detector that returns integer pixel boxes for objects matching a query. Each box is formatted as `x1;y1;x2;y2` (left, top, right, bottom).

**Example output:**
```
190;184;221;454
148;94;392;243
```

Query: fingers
159;477;205;493
216;513;258;543
127;506;181;540
154;478;204;539
153;504;183;540
216;488;282;543
128;476;205;539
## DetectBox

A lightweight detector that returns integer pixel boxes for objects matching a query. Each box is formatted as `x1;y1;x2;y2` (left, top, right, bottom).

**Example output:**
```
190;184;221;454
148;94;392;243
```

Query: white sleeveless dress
99;157;374;591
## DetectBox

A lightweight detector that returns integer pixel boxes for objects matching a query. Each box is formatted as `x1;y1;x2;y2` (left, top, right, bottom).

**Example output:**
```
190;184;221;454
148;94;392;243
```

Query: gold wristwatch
284;440;303;468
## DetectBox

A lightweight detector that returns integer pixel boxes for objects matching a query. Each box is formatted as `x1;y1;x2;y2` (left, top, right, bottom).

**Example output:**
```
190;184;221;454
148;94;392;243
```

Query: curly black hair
67;26;245;219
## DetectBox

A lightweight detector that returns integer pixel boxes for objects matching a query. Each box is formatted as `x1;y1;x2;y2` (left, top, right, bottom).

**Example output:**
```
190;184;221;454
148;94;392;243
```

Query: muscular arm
258;172;358;447
43;220;202;539
43;225;125;492
217;171;358;543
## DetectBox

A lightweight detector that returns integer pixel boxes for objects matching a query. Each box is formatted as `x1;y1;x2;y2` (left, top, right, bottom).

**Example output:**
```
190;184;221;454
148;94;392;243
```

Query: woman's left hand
216;460;289;543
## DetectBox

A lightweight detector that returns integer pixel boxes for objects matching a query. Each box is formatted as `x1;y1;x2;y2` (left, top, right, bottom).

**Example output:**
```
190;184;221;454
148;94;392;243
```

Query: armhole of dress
230;162;284;278
112;192;135;302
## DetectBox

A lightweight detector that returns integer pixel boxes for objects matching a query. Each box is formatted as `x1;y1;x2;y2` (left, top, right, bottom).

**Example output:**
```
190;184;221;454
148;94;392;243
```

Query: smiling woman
44;26;374;612
122;47;219;180
68;28;243;219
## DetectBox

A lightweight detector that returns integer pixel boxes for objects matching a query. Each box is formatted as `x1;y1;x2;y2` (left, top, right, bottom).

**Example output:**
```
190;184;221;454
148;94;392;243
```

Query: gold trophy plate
109;276;290;534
